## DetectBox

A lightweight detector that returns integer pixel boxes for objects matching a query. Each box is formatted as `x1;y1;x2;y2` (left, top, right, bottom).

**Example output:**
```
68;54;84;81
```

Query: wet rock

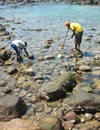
79;65;92;72
64;111;77;123
85;37;92;41
0;81;6;87
73;82;94;93
23;61;33;68
0;87;10;98
68;49;83;58
45;38;53;44
0;49;12;61
39;72;77;101
0;30;9;36
18;90;27;97
7;66;18;74
4;59;14;66
39;115;63;130
93;89;100;95
34;75;44;81
30;95;37;103
44;44;51;49
57;54;64;59
62;121;74;130
93;53;100;66
67;89;100;114
0;24;10;36
45;106;53;114
24;67;35;76
94;54;100;60
17;76;26;86
44;55;54;60
39;89;66;102
93;79;100;89
21;80;34;89
1;87;12;94
75;120;100;130
0;118;41;130
0;95;26;121
35;28;42;31
0;24;6;31
85;113;94;121
80;117;86;123
95;112;100;121
34;103;45;113
93;59;100;66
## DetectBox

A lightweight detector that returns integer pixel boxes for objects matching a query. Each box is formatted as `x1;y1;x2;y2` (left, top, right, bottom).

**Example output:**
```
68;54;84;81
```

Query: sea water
0;3;100;51
0;3;100;82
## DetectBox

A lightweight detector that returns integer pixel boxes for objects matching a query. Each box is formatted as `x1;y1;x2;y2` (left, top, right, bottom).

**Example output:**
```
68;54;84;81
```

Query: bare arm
71;30;75;38
24;48;30;58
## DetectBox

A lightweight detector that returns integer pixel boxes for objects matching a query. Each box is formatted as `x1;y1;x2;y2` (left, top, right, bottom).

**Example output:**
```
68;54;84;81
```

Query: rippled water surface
0;3;100;82
0;3;100;50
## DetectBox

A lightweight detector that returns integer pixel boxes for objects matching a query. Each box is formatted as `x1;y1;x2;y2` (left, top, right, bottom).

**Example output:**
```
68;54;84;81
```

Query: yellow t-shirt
70;23;83;33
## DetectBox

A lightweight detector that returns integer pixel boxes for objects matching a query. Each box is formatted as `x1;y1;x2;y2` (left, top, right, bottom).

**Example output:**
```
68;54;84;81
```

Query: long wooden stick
61;29;69;49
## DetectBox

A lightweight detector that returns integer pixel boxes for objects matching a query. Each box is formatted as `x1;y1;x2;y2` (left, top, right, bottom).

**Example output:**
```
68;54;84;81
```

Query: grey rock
0;95;26;121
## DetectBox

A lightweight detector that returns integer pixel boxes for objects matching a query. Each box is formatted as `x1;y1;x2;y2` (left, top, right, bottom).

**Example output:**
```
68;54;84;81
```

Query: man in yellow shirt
65;21;83;50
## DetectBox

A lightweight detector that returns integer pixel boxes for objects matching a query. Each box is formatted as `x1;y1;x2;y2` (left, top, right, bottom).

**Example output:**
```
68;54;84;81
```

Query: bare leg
77;44;80;50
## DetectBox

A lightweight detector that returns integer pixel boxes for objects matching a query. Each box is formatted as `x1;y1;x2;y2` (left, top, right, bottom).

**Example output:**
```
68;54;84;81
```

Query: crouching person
11;39;34;62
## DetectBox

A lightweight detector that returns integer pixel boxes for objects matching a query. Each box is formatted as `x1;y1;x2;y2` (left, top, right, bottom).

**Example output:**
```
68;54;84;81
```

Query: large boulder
67;89;100;114
0;95;26;121
38;72;77;101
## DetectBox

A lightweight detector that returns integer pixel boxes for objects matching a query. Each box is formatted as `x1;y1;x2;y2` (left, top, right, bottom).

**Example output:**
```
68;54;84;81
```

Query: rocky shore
0;10;100;130
0;0;100;5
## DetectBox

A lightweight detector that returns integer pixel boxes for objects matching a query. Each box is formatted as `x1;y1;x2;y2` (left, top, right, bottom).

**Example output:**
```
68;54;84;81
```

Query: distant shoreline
0;0;100;6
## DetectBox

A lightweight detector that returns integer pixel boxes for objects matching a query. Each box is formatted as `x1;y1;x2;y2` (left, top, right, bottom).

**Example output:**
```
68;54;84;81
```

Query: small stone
81;118;86;123
64;111;77;122
85;113;94;120
62;121;74;130
95;112;100;121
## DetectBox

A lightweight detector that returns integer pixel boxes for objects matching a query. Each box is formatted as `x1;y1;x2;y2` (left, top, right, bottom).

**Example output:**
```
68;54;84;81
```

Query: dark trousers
11;44;20;57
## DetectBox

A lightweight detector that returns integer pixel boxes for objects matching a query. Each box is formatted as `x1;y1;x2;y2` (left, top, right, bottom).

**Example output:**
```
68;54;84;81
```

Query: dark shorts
75;31;83;45
11;44;20;57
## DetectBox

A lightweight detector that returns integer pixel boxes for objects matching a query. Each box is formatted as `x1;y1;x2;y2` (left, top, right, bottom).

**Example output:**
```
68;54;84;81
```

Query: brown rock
64;111;77;122
95;112;100;121
62;121;74;130
0;118;42;130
